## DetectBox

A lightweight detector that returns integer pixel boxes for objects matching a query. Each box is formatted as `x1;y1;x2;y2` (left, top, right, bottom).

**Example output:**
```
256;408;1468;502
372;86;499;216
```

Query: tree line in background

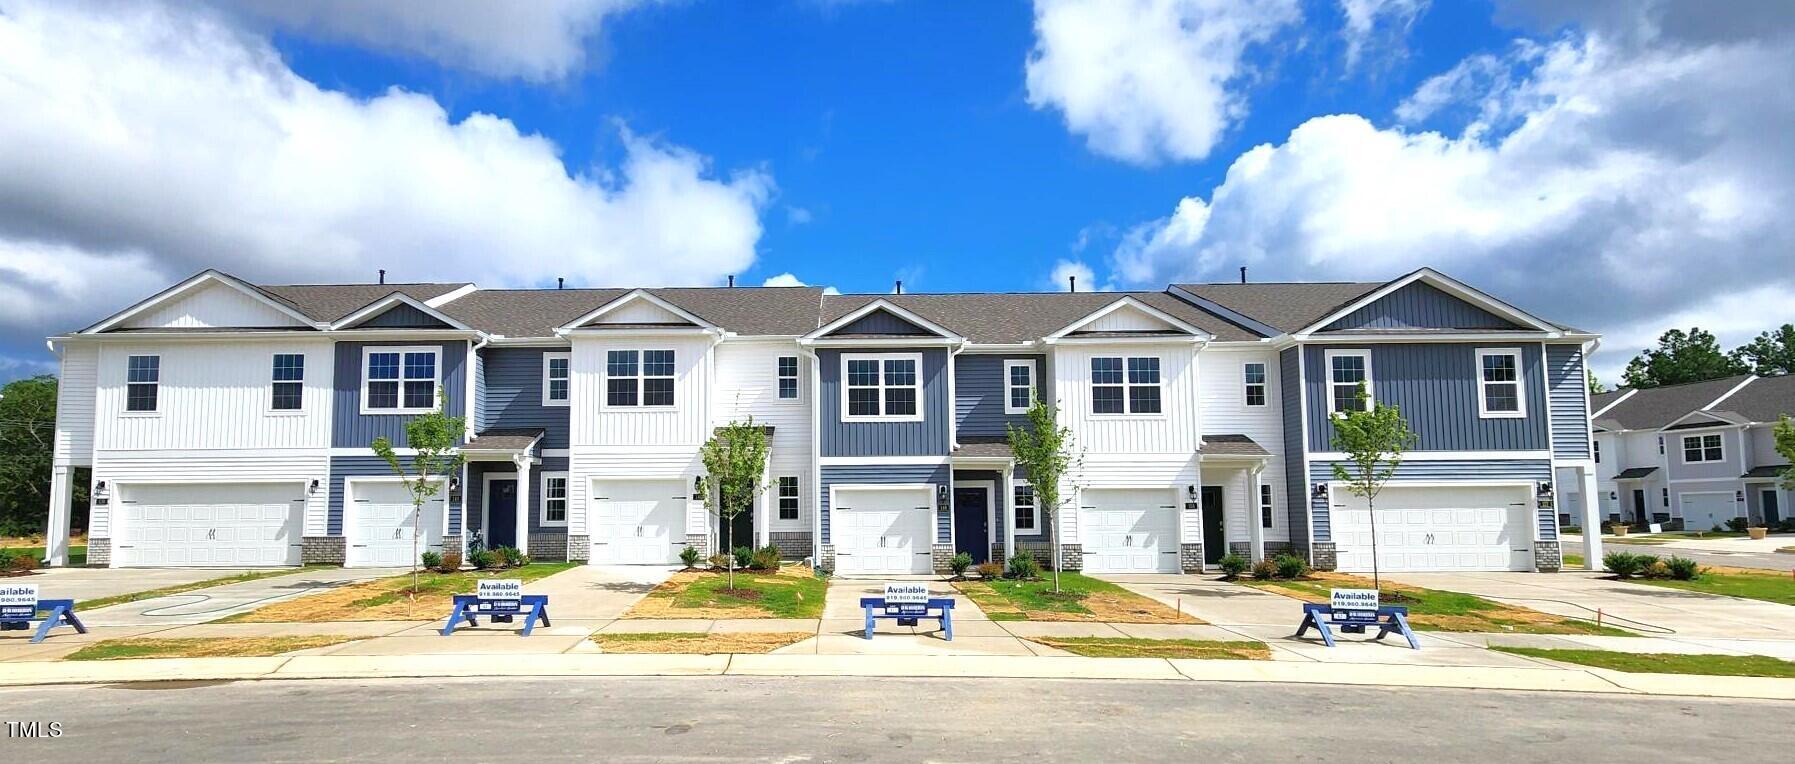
0;375;85;538
1593;323;1795;393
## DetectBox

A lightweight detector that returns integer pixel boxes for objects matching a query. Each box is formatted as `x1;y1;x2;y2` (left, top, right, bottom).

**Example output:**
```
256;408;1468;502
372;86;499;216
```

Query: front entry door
487;479;517;549
1631;489;1647;525
1200;486;1226;564
953;487;990;564
1764;490;1782;525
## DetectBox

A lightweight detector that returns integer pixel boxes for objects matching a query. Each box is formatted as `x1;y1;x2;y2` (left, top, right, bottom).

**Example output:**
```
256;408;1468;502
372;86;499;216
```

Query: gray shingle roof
953;438;1014;459
1202;434;1270;457
464;428;545;452
1743;464;1791;479
434;287;825;338
1614;467;1658;480
818;291;1261;343
1174;282;1384;334
1710;374;1795;423
1592;375;1754;431
259;283;469;322
436;288;627;338
648;287;825;336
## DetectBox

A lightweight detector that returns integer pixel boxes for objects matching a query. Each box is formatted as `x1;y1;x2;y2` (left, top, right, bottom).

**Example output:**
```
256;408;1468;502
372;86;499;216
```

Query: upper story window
777;356;799;400
270;353;304;411
1681;433;1724;463
1476;348;1525;418
1004;359;1036;414
126;355;160;413
1243;362;1267;407
1594;440;1601;463
1260;484;1274;528
842;353;921;421
1014;484;1039;535
778;476;800;520
363;347;438;414
1658;436;1665;455
1326;349;1371;414
606;349;675;408
542;352;571;406
541;473;568;527
1091;356;1161;415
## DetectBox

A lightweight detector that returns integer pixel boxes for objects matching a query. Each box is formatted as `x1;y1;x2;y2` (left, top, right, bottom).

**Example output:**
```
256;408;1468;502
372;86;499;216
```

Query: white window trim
840;352;925;422
123;354;161;416
1680;433;1725;464
360;345;441;415
1324;349;1373;416
541;352;571;407
539;471;569;527
601;348;679;411
1012;481;1041;536
777;356;801;401
1003;359;1036;414
1243;361;1268;407
1090;355;1164;417
1259;483;1275;529
777;476;801;521
267;350;306;415
1474;347;1527;419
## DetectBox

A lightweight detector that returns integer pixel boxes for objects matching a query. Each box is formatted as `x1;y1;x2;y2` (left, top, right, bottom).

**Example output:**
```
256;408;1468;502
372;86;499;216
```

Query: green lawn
79;567;317;610
1564;553;1584;567
66;635;356;661
1247;573;1632;635
2;545;87;566
1632;568;1795;606
954;572;1197;623
217;563;576;622
669;570;827;618
1492;647;1795;678
1029;637;1269;659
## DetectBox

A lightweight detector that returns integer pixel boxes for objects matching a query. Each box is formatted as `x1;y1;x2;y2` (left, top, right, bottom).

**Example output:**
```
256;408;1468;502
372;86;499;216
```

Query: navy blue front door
1765;490;1782;525
488;479;518;549
953;487;989;563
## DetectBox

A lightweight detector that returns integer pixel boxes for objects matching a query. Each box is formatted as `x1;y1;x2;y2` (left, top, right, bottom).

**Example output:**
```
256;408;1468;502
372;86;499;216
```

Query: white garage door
1080;489;1179;574
1680;492;1738;533
115;483;303;568
1333;485;1532;572
589;480;687;565
347;480;445;568
832;487;934;575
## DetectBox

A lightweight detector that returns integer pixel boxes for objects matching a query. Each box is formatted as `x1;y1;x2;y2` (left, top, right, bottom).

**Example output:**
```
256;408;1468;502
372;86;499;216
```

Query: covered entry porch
460;428;568;561
1199;434;1275;564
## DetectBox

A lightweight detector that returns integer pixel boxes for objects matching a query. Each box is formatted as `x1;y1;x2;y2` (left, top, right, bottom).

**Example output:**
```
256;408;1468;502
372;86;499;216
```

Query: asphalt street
3;675;1791;762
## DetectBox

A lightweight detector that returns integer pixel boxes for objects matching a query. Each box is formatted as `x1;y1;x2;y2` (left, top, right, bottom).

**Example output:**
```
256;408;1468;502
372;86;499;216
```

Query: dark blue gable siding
832;309;933;335
332;340;468;448
955;354;1045;438
1546;344;1591;460
353;303;452;329
1304;343;1548;452
1322;282;1521;332
818;347;952;457
819;463;951;545
479;347;571;449
1280;348;1310;552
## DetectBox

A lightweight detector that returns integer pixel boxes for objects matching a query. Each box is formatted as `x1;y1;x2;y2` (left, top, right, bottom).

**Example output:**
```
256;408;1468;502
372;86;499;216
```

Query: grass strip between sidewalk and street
1028;637;1269;659
953;573;1201;623
624;567;826;619
1491;646;1795;678
78;567;319;611
216;563;576;622
588;631;812;654
1243;572;1634;636
65;636;358;661
1627;564;1795;606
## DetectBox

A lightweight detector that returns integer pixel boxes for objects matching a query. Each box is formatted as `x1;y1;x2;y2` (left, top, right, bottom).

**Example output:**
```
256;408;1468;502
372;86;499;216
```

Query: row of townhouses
39;267;1614;575
1591;373;1794;531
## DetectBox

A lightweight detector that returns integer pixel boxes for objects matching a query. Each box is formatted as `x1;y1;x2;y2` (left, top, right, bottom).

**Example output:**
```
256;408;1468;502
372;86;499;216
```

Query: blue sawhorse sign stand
860;597;955;641
0;599;87;644
1295;603;1420;650
440;594;551;636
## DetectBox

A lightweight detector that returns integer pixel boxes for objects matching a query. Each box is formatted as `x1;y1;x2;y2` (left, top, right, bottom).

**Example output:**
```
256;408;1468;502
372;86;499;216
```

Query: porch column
1248;465;1266;562
1002;468;1016;561
512;455;532;556
760;461;773;549
1579;465;1602;571
44;466;73;566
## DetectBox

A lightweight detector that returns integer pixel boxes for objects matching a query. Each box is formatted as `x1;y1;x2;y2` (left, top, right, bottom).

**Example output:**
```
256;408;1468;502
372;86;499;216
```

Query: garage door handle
393;529;403;539
207;529;216;540
351;544;368;548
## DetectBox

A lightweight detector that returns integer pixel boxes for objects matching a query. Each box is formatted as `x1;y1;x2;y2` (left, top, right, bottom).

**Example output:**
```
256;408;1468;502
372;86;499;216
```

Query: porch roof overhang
1198;434;1271;462
1613;466;1659;480
952;438;1015;464
1742;464;1791;481
461;428;544;462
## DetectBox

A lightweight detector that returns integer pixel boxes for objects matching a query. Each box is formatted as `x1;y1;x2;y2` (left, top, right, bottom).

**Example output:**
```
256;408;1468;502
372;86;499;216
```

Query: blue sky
1;0;1791;383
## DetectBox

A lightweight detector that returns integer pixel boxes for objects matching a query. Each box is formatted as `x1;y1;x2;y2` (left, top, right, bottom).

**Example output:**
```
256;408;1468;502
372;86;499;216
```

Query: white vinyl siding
125;355;160;413
94;342;334;452
710;342;811;530
777;356;799;399
1243;362;1267;407
53;344;98;466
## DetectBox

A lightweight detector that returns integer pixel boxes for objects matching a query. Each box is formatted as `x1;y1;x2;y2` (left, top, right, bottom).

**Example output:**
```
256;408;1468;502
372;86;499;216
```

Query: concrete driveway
1388;571;1795;640
1092;574;1299;626
21;566;263;605
526;565;673;619
79;567;403;626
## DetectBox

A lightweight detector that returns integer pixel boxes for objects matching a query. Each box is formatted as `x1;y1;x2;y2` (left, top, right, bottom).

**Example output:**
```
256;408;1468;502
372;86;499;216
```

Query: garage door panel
590;480;686;565
833;488;933;575
347;480;445;568
116;483;303;568
1333;485;1532;573
1080;489;1178;574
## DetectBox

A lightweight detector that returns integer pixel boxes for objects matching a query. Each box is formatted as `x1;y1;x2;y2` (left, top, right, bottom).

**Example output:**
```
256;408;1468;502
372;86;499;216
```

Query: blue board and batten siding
818;463;951;545
817;347;952;457
472;352;487;432
1546;344;1591;460
1308;460;1555;542
955;354;1045;438
833;309;933;335
1320;282;1520;332
354;303;452;329
1303;344;1548;452
479;347;572;449
1279;348;1310;552
331;340;468;448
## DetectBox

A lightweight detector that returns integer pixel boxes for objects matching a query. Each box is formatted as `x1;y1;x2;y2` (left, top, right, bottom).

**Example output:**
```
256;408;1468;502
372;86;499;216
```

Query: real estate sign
476;579;523;615
884;583;928;604
0;583;39;620
1329;588;1379;620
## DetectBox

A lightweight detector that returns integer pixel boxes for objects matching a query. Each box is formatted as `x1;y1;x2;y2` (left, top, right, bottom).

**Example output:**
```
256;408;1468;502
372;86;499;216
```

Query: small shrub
732;546;754;569
1779;518;1795;533
0;547;18;569
493;546;525;567
437;552;462;572
1666;556;1701;581
679;546;702;569
470;550;499;570
949;552;974;578
1272;554;1309;580
707;553;731;570
1603;551;1648;578
7;553;39;572
1217;553;1248;578
974;561;1004;580
1249;558;1277;580
750;545;782;571
1006;551;1042;580
1724;517;1749;533
419;551;443;570
1642;559;1671;579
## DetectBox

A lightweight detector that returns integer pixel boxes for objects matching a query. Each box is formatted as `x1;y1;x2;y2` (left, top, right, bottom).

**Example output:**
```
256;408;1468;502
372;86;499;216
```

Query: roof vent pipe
1239;266;1247;284
378;269;386;285
895;280;903;295
1069;275;1076;292
557;277;564;290
728;275;735;288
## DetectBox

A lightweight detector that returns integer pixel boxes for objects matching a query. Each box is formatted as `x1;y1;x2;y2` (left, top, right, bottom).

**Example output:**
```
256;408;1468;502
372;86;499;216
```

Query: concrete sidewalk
24;566;265;604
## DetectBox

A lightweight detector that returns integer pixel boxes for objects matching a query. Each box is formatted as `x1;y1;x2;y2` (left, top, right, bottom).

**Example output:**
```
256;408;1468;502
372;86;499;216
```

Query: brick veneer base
527;532;568;561
818;545;836;572
441;535;464;559
566;535;590;562
931;544;954;574
300;536;344;565
1227;541;1295;559
1310;542;1338;571
84;537;111;567
1179;543;1204;573
770;532;813;561
1533;540;1562;572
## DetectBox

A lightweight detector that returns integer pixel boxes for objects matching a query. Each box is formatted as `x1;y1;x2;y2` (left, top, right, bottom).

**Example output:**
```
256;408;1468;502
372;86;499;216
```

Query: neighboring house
1592;373;1793;530
41;266;1603;575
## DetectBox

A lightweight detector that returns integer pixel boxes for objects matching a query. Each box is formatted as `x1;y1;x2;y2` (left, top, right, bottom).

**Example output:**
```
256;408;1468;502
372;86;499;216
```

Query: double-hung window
1013;484;1039;535
778;476;799;520
1091;356;1161;415
541;473;568;527
363;347;438;414
271;353;305;411
1476;348;1525;418
777;356;799;400
606;349;676;407
1594;440;1601;463
1681;434;1724;463
1260;484;1274;529
1243;362;1267;407
842;353;921;421
1326;350;1371;414
126;355;160;413
1004;360;1036;414
542;352;571;406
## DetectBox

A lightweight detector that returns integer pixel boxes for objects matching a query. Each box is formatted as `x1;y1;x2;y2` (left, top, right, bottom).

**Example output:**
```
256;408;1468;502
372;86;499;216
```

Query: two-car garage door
1332;485;1533;572
114;483;303;567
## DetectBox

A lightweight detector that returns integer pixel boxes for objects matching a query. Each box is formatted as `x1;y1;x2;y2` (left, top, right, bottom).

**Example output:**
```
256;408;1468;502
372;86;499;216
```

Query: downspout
799;342;824;567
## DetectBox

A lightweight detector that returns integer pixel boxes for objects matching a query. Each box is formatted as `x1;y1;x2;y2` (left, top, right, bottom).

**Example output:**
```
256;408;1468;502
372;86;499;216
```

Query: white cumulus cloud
1339;0;1430;71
